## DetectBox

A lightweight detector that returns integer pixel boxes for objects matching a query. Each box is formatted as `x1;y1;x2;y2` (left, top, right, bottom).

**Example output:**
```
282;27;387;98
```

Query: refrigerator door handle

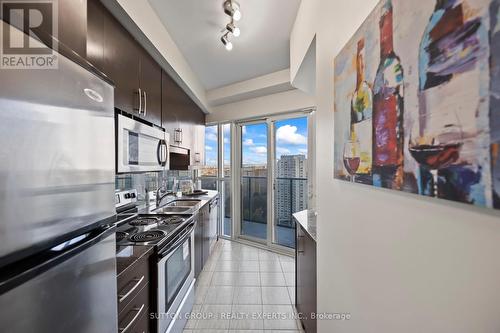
0;226;116;295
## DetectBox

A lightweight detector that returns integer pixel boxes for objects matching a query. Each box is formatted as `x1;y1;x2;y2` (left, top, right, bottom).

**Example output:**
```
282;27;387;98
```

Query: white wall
207;69;293;107
206;89;315;123
293;0;500;332
290;0;317;82
292;37;316;95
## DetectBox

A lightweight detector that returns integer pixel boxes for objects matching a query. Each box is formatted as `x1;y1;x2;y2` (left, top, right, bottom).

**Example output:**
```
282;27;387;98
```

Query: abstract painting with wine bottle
334;0;500;210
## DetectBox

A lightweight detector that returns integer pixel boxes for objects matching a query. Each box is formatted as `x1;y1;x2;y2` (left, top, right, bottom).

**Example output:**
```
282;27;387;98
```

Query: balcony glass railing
201;176;308;248
241;176;307;248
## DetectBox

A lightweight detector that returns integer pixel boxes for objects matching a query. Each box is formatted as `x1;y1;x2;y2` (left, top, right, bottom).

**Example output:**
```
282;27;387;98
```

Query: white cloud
243;139;254;146
206;133;217;141
277;147;291;155
205;145;213;151
299;148;308;154
206;126;217;141
250;146;267;154
276;125;307;145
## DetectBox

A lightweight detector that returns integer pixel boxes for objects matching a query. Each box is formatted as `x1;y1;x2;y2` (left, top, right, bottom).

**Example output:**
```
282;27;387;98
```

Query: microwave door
117;115;167;173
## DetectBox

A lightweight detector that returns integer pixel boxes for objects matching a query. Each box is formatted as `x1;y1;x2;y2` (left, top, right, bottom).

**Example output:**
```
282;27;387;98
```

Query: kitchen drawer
118;257;150;314
118;283;149;333
127;309;150;333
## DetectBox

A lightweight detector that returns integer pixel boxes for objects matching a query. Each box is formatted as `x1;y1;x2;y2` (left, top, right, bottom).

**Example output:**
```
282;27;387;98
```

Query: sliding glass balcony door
238;122;268;242
200;124;232;238
235;115;309;250
273;117;308;248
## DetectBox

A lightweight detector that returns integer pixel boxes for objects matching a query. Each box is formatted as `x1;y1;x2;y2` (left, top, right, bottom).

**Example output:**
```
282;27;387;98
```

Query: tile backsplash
115;170;195;201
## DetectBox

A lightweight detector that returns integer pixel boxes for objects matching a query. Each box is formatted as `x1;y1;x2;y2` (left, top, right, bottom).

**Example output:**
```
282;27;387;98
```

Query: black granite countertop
293;210;317;242
136;190;219;215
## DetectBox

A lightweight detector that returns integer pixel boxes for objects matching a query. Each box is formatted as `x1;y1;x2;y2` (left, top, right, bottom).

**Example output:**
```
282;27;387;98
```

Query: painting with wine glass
334;0;500;210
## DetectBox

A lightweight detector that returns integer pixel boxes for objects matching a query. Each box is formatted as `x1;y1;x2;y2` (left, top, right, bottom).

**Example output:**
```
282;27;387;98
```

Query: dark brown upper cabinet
102;7;141;117
59;0;88;58
86;0;161;127
161;70;206;167
2;0;88;62
86;0;104;70
139;49;162;127
161;70;183;142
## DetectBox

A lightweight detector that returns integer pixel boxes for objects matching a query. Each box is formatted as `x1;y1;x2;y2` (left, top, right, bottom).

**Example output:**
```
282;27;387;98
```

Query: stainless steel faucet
155;177;171;207
156;185;169;207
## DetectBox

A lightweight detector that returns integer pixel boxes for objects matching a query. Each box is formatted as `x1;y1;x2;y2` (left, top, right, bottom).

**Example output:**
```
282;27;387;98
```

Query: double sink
153;199;201;214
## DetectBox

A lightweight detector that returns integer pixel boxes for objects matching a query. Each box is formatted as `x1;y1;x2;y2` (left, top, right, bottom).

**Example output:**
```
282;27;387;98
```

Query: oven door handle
158;223;195;259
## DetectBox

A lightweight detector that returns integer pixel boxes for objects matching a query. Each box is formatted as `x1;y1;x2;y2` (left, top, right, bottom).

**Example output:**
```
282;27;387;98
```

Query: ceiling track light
221;33;233;51
226;21;240;37
223;0;241;21
221;0;241;51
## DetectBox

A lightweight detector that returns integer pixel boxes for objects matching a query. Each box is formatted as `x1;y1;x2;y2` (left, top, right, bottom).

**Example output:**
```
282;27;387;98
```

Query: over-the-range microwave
116;113;169;173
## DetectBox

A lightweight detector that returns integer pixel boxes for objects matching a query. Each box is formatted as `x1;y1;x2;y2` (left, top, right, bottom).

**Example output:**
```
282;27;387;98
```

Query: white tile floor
184;239;304;333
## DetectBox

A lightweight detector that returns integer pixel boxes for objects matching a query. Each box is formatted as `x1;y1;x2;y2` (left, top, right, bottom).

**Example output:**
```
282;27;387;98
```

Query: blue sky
205;117;308;166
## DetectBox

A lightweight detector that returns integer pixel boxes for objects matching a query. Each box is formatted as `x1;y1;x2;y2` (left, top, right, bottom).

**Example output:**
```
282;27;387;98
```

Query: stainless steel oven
157;222;196;333
117;114;169;173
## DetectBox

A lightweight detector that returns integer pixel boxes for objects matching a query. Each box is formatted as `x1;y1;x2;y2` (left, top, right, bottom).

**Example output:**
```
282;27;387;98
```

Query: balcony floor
224;218;296;248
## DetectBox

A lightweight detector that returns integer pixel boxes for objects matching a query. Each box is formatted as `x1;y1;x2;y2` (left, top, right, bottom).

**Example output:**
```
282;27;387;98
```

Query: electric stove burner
162;216;186;225
129;217;160;226
116;231;128;242
128;230;166;243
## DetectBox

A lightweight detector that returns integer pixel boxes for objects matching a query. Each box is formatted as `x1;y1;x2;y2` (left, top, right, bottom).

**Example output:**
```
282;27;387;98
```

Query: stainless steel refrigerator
0;20;118;333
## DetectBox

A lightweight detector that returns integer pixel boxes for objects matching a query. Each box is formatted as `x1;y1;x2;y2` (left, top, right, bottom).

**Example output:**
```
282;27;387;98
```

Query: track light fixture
221;0;241;50
223;0;241;21
221;33;233;51
226;21;240;37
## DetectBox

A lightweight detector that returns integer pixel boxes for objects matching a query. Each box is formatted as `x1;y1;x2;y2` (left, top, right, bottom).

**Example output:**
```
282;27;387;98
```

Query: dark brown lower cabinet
117;248;152;333
201;203;211;267
194;214;203;278
296;224;317;333
194;197;219;277
118;283;149;333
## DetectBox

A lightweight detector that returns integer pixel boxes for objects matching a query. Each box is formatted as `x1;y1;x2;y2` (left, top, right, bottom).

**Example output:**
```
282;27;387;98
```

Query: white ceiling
148;0;301;90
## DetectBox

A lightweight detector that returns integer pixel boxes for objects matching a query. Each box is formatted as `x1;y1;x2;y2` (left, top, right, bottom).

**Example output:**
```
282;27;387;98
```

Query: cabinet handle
143;90;147;116
118;275;145;303
119;303;145;333
135;88;142;114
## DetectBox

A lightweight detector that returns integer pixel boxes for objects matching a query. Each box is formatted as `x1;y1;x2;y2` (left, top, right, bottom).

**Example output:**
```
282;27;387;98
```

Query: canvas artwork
334;0;500;209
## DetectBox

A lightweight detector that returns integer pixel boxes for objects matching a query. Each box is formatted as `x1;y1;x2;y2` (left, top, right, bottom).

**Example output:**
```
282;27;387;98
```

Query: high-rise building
276;155;308;226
